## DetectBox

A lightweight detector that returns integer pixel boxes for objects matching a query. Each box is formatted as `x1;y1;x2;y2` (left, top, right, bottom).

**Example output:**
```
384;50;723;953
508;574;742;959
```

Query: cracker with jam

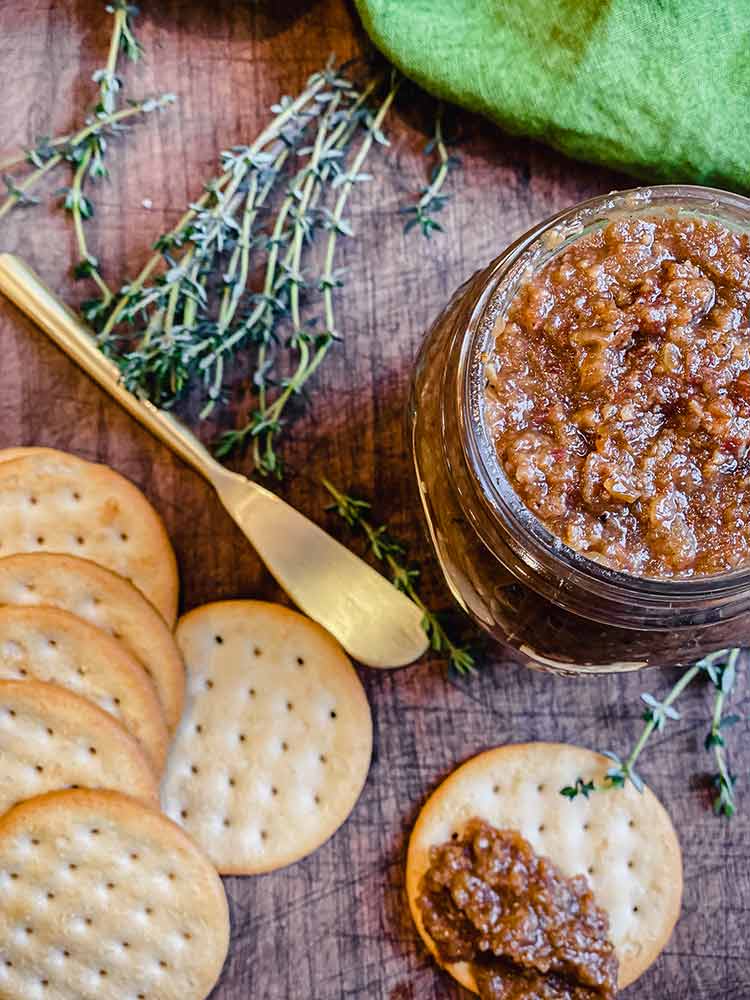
406;743;682;998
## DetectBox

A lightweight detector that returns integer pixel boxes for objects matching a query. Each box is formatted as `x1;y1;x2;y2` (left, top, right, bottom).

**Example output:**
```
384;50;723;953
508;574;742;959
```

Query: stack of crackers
0;446;374;999
0;447;228;998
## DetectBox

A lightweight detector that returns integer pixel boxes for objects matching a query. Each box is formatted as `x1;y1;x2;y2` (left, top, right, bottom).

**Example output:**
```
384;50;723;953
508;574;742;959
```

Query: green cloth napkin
355;0;750;190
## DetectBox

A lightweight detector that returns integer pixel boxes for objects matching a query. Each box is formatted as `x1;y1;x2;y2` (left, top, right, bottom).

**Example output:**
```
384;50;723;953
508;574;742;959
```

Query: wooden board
0;3;748;998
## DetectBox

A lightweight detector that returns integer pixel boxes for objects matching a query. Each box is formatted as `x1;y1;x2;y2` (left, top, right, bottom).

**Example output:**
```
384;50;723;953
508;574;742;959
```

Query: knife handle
0;253;226;485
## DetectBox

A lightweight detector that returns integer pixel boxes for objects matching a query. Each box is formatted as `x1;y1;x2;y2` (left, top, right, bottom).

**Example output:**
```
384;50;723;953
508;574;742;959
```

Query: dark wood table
1;3;748;998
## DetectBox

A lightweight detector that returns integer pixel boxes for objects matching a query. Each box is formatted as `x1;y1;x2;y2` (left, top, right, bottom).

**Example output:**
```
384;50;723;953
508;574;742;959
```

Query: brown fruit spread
484;214;750;577
417;819;618;1000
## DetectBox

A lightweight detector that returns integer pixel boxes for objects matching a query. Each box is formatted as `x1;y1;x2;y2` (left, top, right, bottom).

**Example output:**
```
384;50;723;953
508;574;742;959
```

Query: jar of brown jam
410;186;750;673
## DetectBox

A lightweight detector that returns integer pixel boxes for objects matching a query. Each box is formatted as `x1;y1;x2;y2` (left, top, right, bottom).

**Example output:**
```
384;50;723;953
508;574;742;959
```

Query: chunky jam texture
417;819;618;1000
484;214;750;577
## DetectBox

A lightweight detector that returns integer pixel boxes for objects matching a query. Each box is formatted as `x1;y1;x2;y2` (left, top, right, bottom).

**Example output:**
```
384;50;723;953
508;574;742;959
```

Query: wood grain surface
0;3;748;998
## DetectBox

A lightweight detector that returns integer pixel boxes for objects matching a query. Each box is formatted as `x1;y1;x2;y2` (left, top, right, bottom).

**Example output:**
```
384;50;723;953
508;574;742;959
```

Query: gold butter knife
0;253;429;668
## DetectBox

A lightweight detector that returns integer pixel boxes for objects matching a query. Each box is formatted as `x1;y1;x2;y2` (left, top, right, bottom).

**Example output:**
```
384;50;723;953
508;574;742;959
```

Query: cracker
406;742;682;991
0;787;229;1000
0;553;184;732
0;680;158;816
0;447;62;463
0;605;168;773
0;448;178;625
161;600;373;874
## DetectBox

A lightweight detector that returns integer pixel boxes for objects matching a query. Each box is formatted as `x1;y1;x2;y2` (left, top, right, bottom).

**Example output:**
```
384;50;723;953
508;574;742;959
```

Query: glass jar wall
409;186;750;673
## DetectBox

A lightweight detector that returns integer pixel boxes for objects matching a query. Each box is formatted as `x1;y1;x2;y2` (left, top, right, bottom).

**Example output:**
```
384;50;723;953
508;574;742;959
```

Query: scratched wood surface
0;2;748;998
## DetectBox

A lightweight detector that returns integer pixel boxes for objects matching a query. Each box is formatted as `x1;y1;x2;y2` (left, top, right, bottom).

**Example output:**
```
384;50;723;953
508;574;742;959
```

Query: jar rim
458;183;750;621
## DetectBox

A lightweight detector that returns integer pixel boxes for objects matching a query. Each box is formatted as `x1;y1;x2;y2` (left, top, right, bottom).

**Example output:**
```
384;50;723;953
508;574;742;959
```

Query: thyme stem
562;647;742;816
0;100;171;222
418;107;449;209
250;75;399;473
252;91;345;472
620;662;702;783
0;155;61;220
1;1;173;318
98;71;330;344
106;6;127;77
218;175;259;332
704;647;739;817
400;102;460;237
321;478;475;674
243;83;375;426
69;146;113;302
710;685;732;804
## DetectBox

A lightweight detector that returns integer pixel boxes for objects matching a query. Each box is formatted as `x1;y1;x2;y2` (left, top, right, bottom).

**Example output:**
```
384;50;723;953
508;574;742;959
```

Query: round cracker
161;600;373;874
0;604;168;773
0;446;63;463
406;743;682;991
0;680;158;815
0;788;229;1000
0;449;178;625
0;553;184;732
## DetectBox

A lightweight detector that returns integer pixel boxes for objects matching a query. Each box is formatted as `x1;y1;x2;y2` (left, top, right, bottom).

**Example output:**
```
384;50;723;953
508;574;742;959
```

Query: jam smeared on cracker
417;818;618;1000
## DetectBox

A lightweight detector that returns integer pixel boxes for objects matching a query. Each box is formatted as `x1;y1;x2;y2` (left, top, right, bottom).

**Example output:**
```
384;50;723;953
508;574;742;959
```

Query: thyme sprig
561;648;743;817
321;479;475;674
0;2;174;306
94;66;345;381
221;73;399;475
400;104;460;238
93;63;398;478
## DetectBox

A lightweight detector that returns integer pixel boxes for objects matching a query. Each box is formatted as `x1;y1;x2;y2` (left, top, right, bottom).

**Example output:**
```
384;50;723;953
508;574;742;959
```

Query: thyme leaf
560;778;595;801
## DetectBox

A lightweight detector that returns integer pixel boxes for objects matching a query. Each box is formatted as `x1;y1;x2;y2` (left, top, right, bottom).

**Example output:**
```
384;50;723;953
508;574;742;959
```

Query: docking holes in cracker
0;448;179;625
161;600;373;874
0;679;159;815
0;552;185;732
0;788;229;1000
0;604;168;773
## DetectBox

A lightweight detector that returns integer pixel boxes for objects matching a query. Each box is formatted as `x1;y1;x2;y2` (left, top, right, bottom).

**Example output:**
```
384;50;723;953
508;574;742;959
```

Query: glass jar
409;185;750;674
